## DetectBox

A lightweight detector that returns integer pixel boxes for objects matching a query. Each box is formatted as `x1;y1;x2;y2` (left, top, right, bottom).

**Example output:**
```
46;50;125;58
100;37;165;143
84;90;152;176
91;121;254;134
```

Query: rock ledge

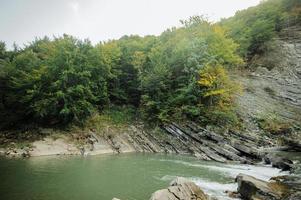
150;177;209;200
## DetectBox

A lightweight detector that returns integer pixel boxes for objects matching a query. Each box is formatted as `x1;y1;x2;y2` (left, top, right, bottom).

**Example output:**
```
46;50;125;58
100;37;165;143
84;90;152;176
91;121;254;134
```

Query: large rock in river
263;154;293;171
150;177;209;200
236;173;289;200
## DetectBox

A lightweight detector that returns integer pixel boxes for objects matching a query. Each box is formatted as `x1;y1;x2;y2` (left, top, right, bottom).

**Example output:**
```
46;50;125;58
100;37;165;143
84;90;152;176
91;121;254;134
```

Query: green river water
0;153;290;200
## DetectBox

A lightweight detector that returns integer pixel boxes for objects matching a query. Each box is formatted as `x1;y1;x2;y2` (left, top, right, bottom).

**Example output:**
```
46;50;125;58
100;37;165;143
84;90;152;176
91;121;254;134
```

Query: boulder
281;138;301;152
272;160;293;171
264;154;293;171
236;173;288;200
150;177;208;200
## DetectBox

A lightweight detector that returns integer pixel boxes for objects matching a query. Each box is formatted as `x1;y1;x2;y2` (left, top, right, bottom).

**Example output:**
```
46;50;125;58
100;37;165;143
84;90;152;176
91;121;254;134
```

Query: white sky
0;0;261;48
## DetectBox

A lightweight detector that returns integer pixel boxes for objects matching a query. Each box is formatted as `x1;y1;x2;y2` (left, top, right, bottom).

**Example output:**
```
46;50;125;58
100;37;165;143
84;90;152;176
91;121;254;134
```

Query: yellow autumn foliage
198;64;242;110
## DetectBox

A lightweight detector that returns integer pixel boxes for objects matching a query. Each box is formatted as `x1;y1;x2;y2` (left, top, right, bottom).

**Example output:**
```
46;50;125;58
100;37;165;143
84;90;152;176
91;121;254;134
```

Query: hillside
235;25;301;134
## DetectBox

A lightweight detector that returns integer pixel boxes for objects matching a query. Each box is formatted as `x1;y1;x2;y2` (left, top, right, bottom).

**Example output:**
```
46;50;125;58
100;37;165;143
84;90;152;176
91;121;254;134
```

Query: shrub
264;87;276;96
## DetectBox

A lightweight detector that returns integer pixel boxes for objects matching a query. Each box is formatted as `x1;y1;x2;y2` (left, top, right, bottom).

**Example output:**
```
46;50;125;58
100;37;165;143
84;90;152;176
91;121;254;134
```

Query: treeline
221;0;301;59
0;17;242;129
0;0;300;129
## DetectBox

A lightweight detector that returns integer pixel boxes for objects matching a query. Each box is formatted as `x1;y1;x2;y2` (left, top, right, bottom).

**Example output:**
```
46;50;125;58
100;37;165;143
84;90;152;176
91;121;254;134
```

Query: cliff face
1;121;271;164
235;25;301;131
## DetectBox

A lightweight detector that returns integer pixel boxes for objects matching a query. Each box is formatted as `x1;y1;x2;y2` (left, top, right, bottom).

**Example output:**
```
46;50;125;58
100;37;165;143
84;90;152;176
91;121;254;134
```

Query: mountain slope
235;24;301;137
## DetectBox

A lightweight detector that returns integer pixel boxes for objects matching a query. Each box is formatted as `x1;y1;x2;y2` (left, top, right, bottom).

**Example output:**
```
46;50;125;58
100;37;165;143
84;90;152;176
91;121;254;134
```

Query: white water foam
198;164;288;181
156;159;289;199
192;177;238;200
157;159;288;180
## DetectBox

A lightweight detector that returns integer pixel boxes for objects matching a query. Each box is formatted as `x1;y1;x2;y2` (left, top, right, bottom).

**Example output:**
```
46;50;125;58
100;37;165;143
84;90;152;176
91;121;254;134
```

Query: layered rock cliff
2;121;271;166
235;25;301;128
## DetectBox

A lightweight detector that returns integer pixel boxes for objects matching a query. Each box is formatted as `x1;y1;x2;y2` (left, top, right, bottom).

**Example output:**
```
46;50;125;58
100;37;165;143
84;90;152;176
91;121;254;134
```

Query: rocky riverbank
162;173;301;200
2;120;299;200
146;149;301;200
112;173;301;200
0;122;273;162
1;121;300;200
1;121;299;168
234;174;301;200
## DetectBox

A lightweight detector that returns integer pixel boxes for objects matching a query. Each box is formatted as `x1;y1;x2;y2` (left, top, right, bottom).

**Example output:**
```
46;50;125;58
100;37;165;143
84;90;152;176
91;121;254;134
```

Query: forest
0;0;300;130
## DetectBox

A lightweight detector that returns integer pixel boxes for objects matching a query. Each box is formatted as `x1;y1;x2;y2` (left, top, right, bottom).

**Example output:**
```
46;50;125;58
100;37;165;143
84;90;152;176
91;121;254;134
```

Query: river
0;153;289;200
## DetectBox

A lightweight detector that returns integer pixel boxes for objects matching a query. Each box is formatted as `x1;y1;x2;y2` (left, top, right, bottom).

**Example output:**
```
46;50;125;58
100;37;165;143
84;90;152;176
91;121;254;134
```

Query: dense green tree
3;35;110;126
100;35;157;106
139;16;242;123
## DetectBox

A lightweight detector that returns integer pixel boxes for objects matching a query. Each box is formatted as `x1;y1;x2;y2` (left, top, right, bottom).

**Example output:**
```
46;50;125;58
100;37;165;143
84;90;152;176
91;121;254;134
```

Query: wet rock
150;177;209;200
272;160;293;171
225;190;240;199
281;138;301;151
264;154;293;171
236;173;288;200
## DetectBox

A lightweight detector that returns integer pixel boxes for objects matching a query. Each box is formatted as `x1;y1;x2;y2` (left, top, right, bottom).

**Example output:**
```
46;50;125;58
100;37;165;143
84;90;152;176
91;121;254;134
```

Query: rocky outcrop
30;137;79;156
234;25;301;141
236;174;301;200
4;146;31;157
1;121;270;164
236;173;287;200
281;138;301;152
150;177;209;200
264;153;294;171
160;122;267;163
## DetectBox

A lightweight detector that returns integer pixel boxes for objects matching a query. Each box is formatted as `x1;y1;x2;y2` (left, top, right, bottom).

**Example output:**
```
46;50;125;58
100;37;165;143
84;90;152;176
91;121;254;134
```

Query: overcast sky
0;0;261;48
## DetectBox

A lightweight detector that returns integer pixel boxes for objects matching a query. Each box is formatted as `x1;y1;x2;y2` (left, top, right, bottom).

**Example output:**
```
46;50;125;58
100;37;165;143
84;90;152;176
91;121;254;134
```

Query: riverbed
0;153;288;200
